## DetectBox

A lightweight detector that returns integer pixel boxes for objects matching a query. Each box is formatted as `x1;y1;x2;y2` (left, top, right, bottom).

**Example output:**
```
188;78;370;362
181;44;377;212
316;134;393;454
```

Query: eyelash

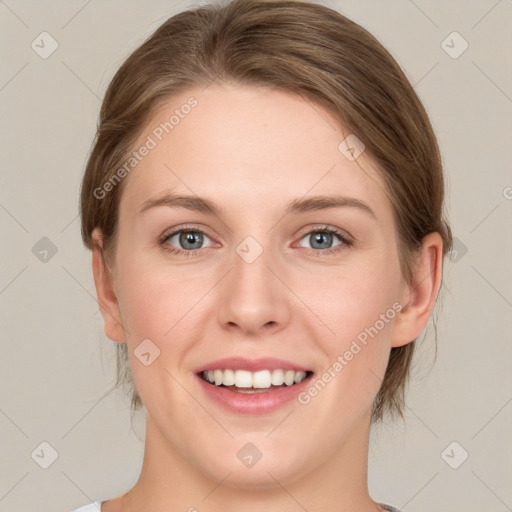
158;224;353;258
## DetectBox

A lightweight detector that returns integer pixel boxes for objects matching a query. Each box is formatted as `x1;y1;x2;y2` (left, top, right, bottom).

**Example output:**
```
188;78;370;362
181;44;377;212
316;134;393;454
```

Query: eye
159;225;352;258
160;227;214;255
296;226;352;254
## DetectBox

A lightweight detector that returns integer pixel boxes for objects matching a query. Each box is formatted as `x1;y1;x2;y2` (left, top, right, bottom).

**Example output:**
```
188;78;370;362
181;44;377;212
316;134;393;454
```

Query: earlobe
391;232;444;348
91;228;126;343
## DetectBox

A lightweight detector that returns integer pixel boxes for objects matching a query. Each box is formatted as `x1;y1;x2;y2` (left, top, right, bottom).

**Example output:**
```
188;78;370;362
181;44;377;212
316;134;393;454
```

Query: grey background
0;1;511;511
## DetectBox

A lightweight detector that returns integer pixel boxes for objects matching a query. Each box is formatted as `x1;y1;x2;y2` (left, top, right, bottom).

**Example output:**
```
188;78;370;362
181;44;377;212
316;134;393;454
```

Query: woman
73;0;452;510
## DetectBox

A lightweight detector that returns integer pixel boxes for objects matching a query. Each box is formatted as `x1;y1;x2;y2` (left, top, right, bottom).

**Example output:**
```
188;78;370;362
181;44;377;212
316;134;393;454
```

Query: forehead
120;83;391;221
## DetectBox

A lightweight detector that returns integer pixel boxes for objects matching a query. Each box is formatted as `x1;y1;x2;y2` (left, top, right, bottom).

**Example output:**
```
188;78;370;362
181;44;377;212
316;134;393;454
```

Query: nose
216;242;291;337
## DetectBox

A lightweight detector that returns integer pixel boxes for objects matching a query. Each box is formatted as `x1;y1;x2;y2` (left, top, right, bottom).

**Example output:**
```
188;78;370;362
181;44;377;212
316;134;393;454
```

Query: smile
200;369;311;392
194;357;315;413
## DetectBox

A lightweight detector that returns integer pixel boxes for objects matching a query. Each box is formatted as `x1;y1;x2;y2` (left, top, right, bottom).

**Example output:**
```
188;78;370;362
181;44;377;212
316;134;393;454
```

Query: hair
80;0;452;424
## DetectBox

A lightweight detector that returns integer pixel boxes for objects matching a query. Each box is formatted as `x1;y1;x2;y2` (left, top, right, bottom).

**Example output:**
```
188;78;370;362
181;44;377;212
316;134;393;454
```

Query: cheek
114;248;200;339
300;255;402;343
299;253;401;400
115;264;200;411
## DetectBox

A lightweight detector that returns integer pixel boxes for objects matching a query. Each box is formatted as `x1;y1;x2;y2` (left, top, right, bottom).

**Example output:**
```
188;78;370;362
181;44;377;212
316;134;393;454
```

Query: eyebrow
139;192;376;220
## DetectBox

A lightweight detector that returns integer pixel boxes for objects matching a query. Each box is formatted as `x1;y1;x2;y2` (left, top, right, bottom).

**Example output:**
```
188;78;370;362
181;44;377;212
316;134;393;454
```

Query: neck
120;410;381;512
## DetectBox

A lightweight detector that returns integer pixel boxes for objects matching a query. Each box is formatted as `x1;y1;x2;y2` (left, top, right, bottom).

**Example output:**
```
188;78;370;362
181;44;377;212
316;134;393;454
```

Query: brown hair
80;0;452;423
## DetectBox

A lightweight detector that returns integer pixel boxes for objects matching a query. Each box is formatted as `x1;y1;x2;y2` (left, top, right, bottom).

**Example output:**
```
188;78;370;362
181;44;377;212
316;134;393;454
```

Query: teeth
253;370;271;389
284;370;295;386
214;369;223;386
234;369;252;388
271;369;285;386
223;369;235;386
294;371;306;383
202;369;309;388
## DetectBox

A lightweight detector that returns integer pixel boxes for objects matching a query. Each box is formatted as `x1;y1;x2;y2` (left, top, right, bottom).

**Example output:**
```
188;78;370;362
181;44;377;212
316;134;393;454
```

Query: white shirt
70;502;103;511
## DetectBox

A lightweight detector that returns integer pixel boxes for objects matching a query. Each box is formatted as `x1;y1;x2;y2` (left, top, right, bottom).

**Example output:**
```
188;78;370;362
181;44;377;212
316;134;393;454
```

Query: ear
91;228;126;343
391;232;444;348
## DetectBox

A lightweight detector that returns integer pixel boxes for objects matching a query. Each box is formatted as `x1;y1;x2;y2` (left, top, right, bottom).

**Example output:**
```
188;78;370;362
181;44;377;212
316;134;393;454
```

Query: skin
91;83;443;512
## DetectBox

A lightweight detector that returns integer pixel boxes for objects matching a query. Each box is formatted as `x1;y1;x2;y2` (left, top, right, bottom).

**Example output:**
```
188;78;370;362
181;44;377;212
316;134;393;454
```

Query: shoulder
68;502;103;512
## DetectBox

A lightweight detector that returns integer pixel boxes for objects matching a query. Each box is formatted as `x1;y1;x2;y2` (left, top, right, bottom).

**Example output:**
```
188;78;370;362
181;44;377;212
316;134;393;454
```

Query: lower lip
196;374;313;414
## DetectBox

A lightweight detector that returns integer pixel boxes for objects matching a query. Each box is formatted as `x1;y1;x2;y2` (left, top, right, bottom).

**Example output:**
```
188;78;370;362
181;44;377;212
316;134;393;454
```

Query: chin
191;438;315;490
211;461;307;490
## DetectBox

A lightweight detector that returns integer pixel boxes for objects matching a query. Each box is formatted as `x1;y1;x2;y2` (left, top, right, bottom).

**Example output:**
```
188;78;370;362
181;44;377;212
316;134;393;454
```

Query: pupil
312;232;332;249
180;231;203;250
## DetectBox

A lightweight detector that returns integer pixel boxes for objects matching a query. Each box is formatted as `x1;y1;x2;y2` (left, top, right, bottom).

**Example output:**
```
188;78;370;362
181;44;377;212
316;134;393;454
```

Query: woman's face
103;84;412;487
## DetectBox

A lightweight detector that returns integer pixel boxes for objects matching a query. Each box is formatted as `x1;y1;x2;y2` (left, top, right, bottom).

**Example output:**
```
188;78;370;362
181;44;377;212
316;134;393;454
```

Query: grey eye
299;231;342;250
167;230;212;250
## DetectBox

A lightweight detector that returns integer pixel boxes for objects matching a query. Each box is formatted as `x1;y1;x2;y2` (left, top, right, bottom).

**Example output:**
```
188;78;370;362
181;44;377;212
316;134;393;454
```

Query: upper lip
195;357;312;373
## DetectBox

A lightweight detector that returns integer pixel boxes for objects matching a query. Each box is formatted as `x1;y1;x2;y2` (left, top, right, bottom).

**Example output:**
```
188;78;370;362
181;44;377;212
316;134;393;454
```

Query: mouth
198;369;314;394
194;357;315;413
